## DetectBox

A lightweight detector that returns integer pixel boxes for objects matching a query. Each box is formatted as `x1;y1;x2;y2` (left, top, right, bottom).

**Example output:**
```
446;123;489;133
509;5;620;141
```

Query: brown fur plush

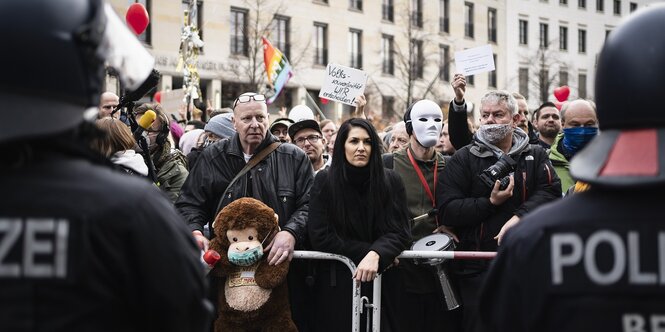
209;197;296;332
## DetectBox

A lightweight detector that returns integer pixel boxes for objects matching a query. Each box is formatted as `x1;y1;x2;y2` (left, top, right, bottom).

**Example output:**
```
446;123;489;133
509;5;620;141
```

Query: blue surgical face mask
226;226;275;266
227;245;263;266
562;126;598;157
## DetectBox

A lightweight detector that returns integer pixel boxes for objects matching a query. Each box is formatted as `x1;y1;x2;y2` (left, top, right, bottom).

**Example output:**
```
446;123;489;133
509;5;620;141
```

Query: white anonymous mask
409;100;443;148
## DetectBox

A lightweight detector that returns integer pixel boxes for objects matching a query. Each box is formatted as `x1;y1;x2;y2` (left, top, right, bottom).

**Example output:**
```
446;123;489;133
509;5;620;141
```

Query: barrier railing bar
293;250;496;332
292;251;361;332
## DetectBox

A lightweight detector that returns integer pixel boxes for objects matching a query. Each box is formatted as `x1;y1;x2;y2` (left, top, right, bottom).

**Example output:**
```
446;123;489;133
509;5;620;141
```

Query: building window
519;19;528;45
597;0;604;12
488;8;497;43
464;2;474;38
314;23;328;66
350;0;362;11
349;29;362;69
411;0;423;28
135;0;151;45
613;0;621;14
539;23;549;48
411;39;424;79
630;2;637;12
230;7;248;56
381;34;394;75
579;0;586;8
440;0;450;33
578;29;587;53
272;15;290;58
560;70;568;86
439;44;450;81
382;0;394;22
519;68;529;98
559;26;568;50
579;73;587;98
488;54;497;88
560;0;568;4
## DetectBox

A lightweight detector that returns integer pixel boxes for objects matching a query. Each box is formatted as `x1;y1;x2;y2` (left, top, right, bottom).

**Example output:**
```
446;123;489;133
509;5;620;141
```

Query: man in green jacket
549;99;598;193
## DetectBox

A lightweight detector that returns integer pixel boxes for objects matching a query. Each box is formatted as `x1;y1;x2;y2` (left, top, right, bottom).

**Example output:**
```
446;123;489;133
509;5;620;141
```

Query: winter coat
176;133;313;247
0;151;211;331
436;133;561;268
480;186;665;332
549;132;574;193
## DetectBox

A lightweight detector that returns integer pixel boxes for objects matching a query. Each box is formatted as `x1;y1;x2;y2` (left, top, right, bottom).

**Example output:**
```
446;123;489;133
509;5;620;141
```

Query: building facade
109;0;511;125
504;0;658;110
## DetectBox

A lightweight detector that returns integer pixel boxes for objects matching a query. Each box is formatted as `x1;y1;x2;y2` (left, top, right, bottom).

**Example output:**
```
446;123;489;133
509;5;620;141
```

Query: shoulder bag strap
214;142;281;216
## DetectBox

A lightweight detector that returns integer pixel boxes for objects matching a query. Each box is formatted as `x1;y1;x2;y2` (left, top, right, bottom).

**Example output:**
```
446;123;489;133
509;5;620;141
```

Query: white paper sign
319;64;368;106
160;88;186;119
454;45;496;76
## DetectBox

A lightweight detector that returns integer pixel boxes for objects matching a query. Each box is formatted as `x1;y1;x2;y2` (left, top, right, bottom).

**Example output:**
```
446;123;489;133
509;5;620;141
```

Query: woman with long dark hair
307;118;411;331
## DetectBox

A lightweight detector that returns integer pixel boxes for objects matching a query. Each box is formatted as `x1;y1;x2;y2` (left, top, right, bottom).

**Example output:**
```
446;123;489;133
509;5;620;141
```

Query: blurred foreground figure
480;5;665;331
0;0;212;330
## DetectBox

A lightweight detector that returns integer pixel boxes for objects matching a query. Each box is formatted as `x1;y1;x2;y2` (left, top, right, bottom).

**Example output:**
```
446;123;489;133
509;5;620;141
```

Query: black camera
479;154;517;190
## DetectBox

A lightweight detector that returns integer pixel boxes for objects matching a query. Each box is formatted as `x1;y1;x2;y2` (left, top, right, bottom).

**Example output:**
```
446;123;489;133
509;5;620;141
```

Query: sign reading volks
319;63;368;106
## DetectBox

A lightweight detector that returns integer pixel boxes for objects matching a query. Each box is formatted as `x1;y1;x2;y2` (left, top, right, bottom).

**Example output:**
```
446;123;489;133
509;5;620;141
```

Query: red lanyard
407;148;438;226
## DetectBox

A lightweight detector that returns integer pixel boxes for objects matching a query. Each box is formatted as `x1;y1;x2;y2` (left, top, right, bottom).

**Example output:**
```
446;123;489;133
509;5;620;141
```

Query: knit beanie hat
205;113;236;139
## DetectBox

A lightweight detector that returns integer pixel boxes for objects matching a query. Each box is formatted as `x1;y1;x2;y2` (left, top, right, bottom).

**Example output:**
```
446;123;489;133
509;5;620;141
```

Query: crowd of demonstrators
0;0;213;330
437;90;562;332
270;117;295;143
481;5;665;331
308;118;411;332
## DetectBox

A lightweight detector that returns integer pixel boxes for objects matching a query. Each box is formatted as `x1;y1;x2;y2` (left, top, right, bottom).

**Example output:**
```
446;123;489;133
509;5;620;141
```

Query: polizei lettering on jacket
550;229;665;286
0;218;69;278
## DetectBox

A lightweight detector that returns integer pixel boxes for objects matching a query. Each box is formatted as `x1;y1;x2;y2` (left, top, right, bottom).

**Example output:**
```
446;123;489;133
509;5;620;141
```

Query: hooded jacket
111;150;149;176
436;129;561;265
175;132;313;247
549;132;574;193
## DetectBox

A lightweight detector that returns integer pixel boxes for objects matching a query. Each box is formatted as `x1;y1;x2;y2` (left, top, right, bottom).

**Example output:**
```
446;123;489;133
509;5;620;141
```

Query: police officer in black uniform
0;0;212;330
479;5;665;331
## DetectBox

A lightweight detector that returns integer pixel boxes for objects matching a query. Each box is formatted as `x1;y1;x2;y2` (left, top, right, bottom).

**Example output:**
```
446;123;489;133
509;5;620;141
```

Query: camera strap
407;148;439;226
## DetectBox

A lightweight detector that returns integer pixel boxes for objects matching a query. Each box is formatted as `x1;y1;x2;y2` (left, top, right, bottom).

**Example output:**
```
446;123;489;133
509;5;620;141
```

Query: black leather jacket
176;133;313;247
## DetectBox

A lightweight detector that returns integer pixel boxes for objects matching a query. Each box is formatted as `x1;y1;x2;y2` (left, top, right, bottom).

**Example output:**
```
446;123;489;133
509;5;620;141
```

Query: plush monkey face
227;227;261;253
226;227;264;266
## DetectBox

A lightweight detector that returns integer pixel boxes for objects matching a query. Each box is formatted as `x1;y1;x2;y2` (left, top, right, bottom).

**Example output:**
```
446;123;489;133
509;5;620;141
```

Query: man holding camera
436;90;561;332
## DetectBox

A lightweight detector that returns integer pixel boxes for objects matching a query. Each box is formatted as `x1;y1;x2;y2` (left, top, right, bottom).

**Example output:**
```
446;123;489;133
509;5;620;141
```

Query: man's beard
539;126;560;139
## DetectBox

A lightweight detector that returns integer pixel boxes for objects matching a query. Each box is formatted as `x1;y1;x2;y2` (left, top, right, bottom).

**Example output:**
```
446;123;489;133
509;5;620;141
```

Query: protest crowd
2;0;665;331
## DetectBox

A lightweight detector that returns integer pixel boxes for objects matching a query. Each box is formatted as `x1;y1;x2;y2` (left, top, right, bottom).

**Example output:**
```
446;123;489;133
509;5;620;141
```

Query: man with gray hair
436;90;561;332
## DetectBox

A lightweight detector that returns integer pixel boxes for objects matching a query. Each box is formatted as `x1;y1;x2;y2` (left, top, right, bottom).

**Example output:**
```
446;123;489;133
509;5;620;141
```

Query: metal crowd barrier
293;250;496;332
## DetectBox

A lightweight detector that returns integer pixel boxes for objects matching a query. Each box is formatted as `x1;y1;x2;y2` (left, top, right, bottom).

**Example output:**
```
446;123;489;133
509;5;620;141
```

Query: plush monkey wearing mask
209;197;296;332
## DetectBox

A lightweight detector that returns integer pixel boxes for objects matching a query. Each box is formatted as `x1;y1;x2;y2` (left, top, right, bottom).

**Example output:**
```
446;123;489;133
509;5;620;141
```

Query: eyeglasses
233;94;266;109
294;135;322;146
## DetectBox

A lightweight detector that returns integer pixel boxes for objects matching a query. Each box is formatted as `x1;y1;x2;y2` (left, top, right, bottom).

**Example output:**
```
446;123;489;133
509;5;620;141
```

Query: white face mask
478;124;512;144
409;100;443;148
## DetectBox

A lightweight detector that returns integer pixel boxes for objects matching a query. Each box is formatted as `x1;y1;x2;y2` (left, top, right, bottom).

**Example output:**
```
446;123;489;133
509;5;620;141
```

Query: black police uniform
0;151;212;331
479;187;665;331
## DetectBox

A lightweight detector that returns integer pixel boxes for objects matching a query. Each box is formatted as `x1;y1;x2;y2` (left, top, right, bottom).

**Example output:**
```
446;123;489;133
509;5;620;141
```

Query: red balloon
126;3;150;35
154;91;162;103
553;86;570;102
320;97;329;105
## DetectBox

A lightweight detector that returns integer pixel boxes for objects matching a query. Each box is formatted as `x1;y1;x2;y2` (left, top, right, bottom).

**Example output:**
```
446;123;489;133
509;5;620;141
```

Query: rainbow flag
262;37;293;104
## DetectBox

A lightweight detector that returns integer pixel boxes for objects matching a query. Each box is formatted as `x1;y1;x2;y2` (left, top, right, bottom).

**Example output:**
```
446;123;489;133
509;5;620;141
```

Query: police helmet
571;4;665;186
0;0;154;143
